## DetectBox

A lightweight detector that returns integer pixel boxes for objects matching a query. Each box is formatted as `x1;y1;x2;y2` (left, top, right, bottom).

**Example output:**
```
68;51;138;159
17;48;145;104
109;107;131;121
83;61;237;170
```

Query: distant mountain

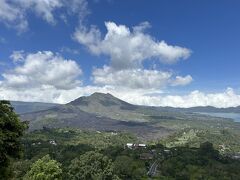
67;92;147;122
20;92;151;131
19;92;239;140
12;93;240;116
20;93;172;140
10;101;59;114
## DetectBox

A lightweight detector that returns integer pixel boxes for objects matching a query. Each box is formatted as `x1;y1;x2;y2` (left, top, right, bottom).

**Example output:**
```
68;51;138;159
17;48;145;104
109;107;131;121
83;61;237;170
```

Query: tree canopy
24;155;62;180
67;151;119;180
0;100;27;178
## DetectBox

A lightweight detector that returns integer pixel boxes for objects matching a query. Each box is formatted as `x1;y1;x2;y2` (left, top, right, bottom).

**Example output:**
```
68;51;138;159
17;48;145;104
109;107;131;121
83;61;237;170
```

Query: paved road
147;160;158;177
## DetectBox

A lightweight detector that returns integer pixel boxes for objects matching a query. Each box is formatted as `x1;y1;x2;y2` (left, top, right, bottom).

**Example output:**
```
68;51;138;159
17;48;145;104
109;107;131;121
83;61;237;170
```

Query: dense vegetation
24;155;62;180
0;100;27;179
160;128;240;155
1;100;240;179
5;128;240;180
158;142;240;179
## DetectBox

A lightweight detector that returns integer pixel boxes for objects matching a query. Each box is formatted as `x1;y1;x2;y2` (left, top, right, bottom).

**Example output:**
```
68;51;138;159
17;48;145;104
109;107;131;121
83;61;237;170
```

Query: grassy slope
22;128;137;150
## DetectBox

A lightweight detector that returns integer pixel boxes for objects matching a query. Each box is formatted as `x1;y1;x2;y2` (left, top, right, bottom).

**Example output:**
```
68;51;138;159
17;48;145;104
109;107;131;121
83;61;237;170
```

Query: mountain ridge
19;92;240;140
5;92;240;114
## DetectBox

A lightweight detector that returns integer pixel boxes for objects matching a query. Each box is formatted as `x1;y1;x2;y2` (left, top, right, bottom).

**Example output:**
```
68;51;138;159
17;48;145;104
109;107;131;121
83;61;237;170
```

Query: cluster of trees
158;142;240;179
0;100;27;179
13;150;146;179
14;147;148;179
24;155;62;180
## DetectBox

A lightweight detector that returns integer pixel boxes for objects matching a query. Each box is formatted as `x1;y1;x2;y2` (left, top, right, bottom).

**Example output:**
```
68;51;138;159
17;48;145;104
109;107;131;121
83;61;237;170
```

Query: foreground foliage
24;155;62;180
0;100;27;179
68;151;117;180
158;142;240;179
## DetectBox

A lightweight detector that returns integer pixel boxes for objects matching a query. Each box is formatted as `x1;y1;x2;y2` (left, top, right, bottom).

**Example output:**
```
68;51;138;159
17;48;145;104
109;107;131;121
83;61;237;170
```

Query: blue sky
0;0;240;107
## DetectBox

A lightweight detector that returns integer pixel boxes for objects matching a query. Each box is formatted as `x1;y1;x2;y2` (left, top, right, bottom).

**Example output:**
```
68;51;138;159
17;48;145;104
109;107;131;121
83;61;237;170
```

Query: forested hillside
6;128;240;179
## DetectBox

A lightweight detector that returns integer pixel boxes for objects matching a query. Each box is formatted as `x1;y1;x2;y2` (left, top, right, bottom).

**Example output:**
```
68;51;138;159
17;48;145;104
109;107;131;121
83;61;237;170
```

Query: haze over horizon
0;0;240;108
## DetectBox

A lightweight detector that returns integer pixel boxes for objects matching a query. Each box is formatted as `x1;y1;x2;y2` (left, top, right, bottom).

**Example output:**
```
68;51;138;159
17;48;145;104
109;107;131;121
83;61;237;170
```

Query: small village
125;142;173;177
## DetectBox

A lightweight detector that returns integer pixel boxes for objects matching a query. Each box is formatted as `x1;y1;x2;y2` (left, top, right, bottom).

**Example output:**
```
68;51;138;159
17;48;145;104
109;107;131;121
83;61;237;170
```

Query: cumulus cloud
171;75;193;86
1;84;240;108
1;51;82;90
0;57;239;109
74;87;240;108
10;50;25;62
0;0;28;31
124;88;240;108
74;21;192;69
0;0;88;32
133;21;151;33
0;85;108;104
65;0;89;20
20;0;63;25
73;25;101;53
92;66;192;89
73;21;193;90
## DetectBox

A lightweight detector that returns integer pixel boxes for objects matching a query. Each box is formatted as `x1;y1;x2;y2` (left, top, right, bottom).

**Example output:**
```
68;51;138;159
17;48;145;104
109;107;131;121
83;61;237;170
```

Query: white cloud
2;85;240;108
74;22;193;91
73;25;101;53
1;51;236;108
0;84;113;104
0;0;88;32
10;50;25;62
74;21;192;69
0;0;28;31
133;21;151;33
20;0;63;25
79;87;240;108
128;88;240;108
64;0;89;21
92;65;185;89
1;51;82;90
171;75;193;86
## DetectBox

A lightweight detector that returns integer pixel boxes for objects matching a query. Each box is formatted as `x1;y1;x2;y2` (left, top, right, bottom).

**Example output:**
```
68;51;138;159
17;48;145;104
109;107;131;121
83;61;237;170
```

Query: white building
126;143;134;148
49;140;57;146
126;143;146;149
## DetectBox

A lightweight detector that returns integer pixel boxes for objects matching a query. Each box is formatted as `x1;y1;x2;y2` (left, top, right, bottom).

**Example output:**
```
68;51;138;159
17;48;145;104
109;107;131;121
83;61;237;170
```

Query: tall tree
0;100;27;178
114;155;146;179
24;155;62;180
67;151;119;180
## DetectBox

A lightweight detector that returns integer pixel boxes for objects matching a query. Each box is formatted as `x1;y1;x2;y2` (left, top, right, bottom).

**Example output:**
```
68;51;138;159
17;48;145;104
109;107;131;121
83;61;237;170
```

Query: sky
0;0;240;107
